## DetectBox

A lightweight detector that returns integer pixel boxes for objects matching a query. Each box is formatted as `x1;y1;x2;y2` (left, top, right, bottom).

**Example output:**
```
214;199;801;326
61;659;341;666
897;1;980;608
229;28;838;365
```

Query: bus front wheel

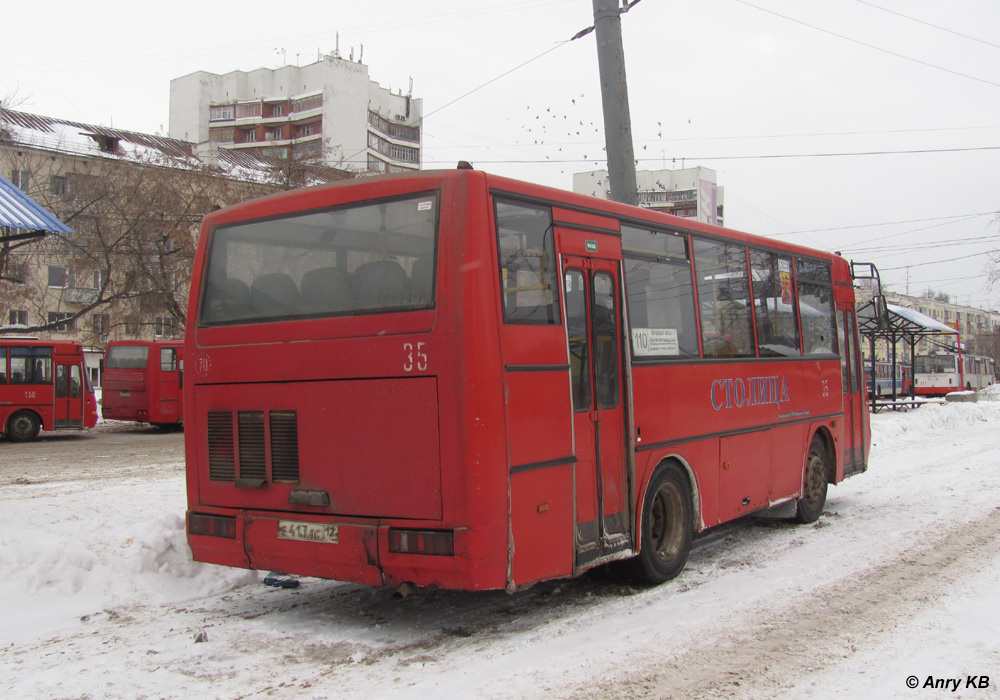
7;411;41;442
623;463;693;585
792;437;828;524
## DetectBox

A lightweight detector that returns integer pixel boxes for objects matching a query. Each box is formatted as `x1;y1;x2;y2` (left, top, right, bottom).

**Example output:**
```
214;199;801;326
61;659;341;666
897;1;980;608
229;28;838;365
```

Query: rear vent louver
237;411;266;482
270;411;300;483
206;410;300;484
207;411;235;481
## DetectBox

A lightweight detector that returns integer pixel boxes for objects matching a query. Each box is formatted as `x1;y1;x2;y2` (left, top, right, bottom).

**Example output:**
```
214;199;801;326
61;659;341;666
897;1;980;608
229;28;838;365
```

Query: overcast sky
5;0;1000;310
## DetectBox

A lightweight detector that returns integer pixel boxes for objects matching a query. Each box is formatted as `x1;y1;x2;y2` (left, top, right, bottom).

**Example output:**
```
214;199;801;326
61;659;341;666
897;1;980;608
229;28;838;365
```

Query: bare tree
1;145;270;342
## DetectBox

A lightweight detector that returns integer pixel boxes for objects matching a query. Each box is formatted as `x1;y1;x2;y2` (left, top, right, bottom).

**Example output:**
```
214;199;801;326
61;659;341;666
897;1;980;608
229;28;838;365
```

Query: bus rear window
200;192;438;326
106;346;149;369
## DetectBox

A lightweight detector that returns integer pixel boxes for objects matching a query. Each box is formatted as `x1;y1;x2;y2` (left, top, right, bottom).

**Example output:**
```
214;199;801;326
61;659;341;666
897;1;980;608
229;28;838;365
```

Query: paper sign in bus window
632;328;679;356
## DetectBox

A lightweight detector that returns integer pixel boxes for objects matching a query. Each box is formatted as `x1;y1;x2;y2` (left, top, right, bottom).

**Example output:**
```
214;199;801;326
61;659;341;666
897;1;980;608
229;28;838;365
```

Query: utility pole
592;0;638;206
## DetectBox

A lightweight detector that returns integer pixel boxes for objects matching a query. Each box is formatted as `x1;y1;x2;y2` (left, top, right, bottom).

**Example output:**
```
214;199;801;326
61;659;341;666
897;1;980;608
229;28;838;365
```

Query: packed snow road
2;403;999;699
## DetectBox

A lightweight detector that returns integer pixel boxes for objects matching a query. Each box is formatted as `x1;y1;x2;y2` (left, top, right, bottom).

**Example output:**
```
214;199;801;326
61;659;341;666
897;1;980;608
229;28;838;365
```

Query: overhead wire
731;0;1000;89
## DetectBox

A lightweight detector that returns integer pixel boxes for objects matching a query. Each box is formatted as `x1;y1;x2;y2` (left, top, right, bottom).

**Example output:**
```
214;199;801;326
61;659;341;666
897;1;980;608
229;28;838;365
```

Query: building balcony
64;287;99;304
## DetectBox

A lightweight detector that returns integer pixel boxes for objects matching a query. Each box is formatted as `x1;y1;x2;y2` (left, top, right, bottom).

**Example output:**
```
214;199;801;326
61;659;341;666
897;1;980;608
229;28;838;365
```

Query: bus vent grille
207;411;235;481
269;411;300;483
237;411;267;482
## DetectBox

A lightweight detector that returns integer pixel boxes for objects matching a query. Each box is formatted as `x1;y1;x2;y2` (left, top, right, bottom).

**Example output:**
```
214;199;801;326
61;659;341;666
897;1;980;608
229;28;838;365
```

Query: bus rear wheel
7;411;41;442
622;463;693;585
792;436;828;524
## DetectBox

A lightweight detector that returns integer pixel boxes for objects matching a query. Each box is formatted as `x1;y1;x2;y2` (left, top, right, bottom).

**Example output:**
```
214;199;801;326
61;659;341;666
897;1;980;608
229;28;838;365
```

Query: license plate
277;520;339;544
120;391;131;397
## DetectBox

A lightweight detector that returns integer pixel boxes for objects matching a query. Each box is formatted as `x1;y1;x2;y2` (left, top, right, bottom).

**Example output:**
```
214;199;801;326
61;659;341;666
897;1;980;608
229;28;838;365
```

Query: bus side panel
510;465;574;585
504;371;573;468
770;421;812;500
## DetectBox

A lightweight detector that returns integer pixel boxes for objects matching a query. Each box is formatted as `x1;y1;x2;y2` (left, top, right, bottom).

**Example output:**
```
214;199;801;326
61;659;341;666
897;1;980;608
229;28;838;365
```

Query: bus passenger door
158;346;182;424
54;362;85;428
564;255;631;565
838;307;866;475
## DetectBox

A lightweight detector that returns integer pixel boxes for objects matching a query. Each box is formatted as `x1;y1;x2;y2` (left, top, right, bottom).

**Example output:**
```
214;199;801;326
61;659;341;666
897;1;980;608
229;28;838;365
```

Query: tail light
388;529;454;556
189;513;236;539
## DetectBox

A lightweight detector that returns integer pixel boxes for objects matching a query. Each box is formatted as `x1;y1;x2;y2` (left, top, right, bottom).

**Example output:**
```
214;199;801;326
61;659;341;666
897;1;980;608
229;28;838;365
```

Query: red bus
0;338;99;442
102;340;185;426
184;168;870;591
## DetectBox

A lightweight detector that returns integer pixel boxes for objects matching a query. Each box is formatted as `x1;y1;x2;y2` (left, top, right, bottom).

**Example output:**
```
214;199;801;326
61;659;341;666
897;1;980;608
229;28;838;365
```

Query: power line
414;144;1000;167
853;0;1000;52
880;251;992;271
731;0;1000;90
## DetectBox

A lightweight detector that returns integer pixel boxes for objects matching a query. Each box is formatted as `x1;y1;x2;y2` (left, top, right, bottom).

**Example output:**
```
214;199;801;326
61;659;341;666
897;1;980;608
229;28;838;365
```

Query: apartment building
573;166;724;225
169;52;423;175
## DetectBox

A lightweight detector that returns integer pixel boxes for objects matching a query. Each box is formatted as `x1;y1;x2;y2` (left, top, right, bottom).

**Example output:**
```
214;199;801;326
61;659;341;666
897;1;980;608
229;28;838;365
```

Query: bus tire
792;436;828;524
7;410;41;442
623;462;693;585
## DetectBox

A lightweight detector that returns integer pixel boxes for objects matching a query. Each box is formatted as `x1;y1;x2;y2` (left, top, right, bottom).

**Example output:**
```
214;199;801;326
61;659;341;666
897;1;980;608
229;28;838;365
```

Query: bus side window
565;269;591;412
693;238;754;358
56;365;68;398
495;198;560;325
796;259;837;355
161;348;178;372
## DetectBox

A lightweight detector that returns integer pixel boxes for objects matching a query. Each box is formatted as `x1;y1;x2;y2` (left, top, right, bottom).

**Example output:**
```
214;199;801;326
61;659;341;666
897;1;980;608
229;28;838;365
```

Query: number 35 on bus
184;168;870;591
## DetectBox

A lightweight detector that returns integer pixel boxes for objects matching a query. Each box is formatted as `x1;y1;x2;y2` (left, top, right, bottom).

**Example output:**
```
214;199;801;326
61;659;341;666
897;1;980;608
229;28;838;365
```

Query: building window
93;313;111;335
367;111;420;143
298;124;314;137
10;169;29;191
7;258;28;285
48;312;76;332
210;127;235;143
265;127;284;141
243;129;258;143
9;310;27;326
270;104;284;117
154;316;177;338
210;104;235;121
367;131;419;164
48;266;73;288
50;176;67;196
291;94;323;112
236;102;262;118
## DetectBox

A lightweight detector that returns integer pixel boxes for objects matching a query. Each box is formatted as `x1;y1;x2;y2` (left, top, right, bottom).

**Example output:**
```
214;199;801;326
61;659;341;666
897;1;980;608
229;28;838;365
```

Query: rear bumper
187;510;488;590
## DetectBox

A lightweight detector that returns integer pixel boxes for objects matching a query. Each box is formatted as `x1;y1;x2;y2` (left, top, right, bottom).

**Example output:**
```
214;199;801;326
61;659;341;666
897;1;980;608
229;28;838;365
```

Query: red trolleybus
102;340;185;426
184;168;870;591
0;338;99;442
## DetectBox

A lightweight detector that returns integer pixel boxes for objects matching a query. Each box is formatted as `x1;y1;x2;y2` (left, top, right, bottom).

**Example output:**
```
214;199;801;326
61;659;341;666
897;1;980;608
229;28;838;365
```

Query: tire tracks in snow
571;506;1000;700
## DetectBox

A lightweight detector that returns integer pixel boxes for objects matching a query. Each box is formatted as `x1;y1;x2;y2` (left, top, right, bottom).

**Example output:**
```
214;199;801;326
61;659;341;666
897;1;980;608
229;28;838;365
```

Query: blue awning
0;173;72;240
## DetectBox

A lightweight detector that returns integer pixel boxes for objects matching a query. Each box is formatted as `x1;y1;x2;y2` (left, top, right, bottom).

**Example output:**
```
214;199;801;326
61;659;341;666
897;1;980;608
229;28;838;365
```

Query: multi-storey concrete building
572;166;724;225
169;52;423;175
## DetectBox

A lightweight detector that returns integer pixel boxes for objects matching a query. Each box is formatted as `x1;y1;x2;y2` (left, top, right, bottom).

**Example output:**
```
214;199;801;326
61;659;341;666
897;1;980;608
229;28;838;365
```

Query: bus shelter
856;298;959;411
0;172;72;242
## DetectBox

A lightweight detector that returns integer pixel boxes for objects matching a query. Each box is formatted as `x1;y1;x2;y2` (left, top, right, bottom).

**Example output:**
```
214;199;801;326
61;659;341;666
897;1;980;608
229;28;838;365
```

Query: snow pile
871;401;997;451
0;480;256;645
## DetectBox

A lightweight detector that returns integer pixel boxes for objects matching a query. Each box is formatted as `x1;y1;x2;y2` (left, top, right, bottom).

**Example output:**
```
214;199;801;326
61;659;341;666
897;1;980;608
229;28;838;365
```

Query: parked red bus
102;340;185;426
184;168;870;592
1;338;99;442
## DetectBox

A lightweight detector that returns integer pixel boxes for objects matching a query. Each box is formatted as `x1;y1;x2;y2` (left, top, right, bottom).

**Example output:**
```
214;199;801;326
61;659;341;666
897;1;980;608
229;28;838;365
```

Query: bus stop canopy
0;173;73;242
857;298;960;407
857;299;959;342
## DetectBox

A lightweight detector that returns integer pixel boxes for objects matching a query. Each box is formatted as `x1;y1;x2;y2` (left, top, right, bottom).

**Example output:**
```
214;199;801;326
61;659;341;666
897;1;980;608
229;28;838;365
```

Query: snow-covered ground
2;398;999;699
